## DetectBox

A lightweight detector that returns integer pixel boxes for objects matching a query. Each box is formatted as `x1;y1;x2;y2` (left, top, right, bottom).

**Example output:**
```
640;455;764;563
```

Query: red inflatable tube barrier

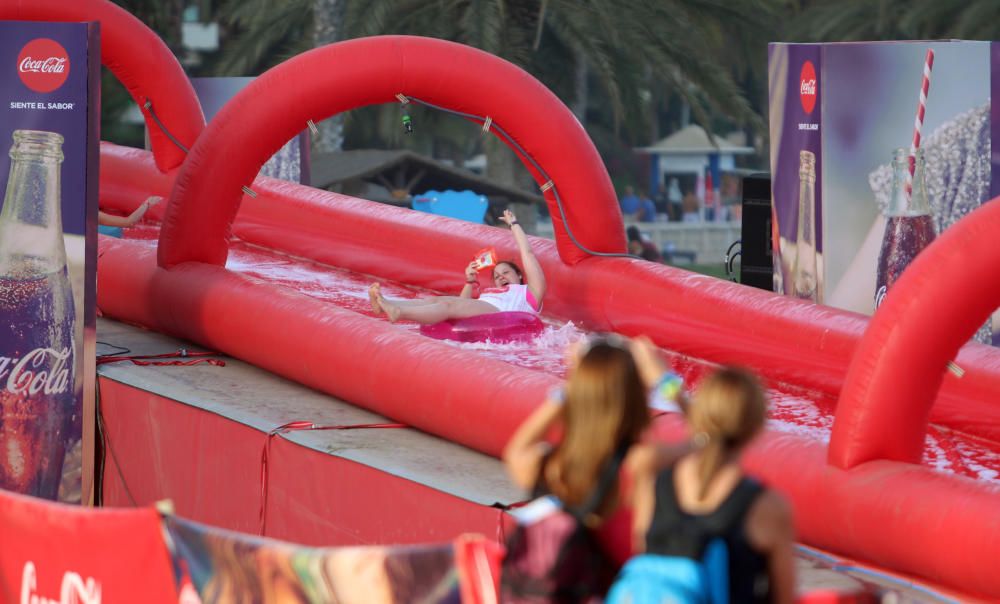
157;36;623;269
832;198;1000;468
99;143;1000;445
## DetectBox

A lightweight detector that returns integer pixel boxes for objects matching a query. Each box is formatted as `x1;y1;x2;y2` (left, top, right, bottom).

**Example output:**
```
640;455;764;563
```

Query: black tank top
645;467;770;603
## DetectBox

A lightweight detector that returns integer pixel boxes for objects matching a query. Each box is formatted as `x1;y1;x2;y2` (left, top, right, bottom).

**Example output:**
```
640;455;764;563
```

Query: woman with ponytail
609;366;796;604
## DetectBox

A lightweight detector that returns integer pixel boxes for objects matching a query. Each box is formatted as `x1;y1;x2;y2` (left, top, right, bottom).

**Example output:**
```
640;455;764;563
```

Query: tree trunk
312;0;344;153
570;52;588;125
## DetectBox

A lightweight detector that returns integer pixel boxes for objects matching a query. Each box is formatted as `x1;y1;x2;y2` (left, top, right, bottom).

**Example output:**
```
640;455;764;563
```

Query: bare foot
378;294;401;323
368;283;383;315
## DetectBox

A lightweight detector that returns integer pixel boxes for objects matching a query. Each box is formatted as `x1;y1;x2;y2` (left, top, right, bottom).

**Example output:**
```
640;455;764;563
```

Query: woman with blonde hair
501;336;685;603
610;367;796;604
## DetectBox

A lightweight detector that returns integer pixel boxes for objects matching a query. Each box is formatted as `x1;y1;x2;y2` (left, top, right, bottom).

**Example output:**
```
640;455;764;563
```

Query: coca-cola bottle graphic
0;130;75;500
875;147;936;308
791;150;819;301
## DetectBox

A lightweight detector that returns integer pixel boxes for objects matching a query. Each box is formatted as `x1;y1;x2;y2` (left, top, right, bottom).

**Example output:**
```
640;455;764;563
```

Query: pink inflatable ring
419;312;545;343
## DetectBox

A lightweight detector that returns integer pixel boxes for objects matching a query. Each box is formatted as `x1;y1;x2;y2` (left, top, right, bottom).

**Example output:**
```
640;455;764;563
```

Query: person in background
627;226;663;263
681;189;702;223
638;191;658;223
721;173;743;222
666;178;684;222
608;363;796;604
98;195;161;237
620;185;641;221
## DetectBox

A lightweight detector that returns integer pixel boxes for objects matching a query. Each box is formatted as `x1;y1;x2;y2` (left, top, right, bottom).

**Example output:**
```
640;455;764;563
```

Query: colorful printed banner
164;515;503;603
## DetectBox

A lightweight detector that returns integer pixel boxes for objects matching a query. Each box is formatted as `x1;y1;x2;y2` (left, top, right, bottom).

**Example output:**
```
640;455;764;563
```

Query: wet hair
493;260;523;283
688;367;767;500
548;341;650;510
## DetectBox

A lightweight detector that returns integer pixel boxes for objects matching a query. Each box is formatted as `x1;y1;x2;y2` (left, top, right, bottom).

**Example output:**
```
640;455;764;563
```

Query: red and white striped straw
908;49;935;192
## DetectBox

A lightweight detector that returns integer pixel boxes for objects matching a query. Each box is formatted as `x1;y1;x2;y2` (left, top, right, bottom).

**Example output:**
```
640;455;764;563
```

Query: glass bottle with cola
792;150;819;301
874;147;936;309
0;130;75;500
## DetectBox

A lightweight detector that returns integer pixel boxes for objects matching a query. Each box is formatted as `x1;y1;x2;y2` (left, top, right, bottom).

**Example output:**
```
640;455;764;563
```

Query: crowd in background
619;175;744;226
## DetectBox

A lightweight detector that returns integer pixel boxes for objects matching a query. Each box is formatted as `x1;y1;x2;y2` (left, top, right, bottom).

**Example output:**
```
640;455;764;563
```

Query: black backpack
500;446;628;603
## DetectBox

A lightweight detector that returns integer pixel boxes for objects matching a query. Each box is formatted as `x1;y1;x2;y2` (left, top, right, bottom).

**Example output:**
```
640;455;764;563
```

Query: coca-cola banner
0;21;99;502
769;41;998;344
0;488;177;604
768;44;822;302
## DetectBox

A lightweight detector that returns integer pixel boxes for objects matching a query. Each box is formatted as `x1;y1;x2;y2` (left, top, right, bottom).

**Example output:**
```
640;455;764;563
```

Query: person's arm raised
500;209;546;303
502;390;563;491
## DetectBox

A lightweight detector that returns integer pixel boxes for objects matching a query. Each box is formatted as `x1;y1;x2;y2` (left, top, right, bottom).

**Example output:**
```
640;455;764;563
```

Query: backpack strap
570;442;631;520
705;477;764;534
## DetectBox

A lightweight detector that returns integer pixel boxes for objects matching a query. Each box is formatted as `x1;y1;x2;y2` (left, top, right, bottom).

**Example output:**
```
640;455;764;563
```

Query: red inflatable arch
830;197;1000;468
0;0;204;172
158;35;624;268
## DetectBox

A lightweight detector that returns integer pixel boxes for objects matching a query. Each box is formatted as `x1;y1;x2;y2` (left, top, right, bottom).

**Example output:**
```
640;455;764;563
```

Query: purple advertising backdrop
770;45;823;246
769;44;823;298
0;21;99;503
993;42;1000;199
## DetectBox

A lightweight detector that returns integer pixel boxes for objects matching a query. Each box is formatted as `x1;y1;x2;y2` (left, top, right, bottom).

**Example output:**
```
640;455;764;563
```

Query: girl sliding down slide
369;209;546;324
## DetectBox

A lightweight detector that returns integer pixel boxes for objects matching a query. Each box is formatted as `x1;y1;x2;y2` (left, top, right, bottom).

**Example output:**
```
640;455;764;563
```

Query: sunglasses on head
578;333;630;356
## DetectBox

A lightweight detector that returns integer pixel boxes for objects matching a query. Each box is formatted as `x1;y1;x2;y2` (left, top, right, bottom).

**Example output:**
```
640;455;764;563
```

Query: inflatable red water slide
8;0;1000;599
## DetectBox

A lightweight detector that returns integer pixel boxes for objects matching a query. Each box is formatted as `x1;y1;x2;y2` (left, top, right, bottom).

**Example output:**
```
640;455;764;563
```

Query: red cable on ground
97;349;225;367
258;421;408;535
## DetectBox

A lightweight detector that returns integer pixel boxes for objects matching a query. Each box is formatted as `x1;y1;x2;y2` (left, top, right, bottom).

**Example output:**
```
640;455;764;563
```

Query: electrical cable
142;100;190;155
401;95;640;261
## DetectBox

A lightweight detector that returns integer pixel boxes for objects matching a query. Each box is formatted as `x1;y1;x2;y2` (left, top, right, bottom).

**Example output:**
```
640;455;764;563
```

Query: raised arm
502;390;563;491
500;209;546;303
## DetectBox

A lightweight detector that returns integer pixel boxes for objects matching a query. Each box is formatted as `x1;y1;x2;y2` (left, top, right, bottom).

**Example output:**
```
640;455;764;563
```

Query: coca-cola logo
0;348;72;396
17;38;70;93
799;60;817;114
21;561;102;604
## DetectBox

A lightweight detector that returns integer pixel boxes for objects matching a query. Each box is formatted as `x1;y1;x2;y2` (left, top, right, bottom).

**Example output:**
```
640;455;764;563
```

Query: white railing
535;220;741;265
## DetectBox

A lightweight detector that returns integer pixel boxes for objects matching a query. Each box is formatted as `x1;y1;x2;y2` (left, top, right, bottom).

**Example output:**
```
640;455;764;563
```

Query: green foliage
786;0;1000;42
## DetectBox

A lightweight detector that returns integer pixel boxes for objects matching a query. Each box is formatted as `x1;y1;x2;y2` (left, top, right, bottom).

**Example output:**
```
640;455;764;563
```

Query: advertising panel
0;21;99;502
770;41;998;344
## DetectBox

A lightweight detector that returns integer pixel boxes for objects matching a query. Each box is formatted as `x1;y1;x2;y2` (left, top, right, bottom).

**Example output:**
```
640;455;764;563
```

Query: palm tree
340;0;774;187
205;0;777;193
787;0;1000;42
